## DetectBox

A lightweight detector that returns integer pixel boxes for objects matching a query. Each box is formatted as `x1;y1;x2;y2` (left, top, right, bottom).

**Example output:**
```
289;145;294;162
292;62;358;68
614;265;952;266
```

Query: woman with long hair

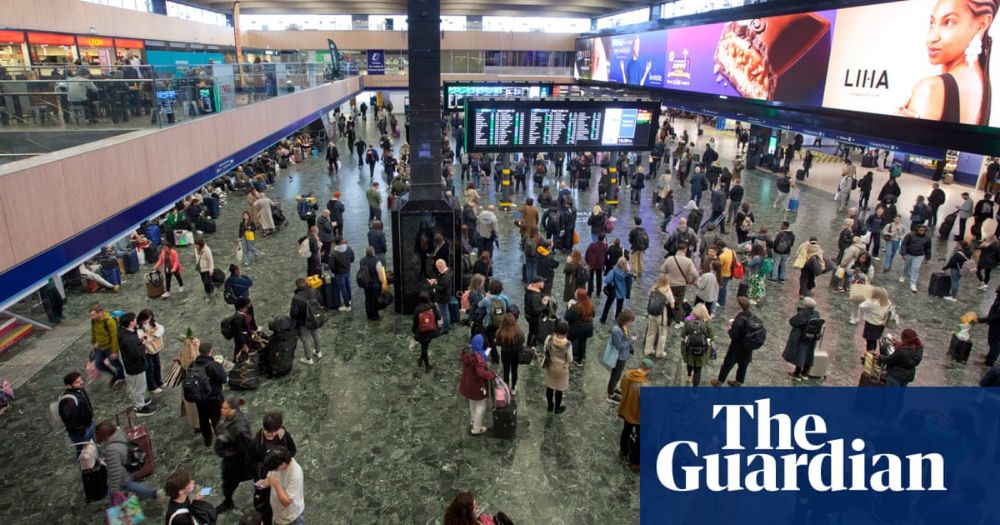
565;288;595;364
444;491;495;525
606;309;636;404
878;328;925;387
853;286;895;351
644;274;676;358
153;242;184;298
136;309;165;394
681;303;714;386
494;313;525;395
900;0;997;125
562;248;586;302
194;238;215;297
472;250;493;278
238;210;260;266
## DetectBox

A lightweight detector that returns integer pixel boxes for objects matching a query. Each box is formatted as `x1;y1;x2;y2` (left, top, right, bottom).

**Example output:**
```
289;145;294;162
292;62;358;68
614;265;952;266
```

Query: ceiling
192;0;652;18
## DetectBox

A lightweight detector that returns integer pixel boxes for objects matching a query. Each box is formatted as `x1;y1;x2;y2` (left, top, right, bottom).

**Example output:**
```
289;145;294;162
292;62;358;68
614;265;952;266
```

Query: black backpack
220;315;236;340
774;232;793;254
647;290;667;316
181;364;213;403
744;314;767;350
802;317;825;341
356;260;373;288
574;264;590;289
297;293;326;330
633;228;650;251
685;320;709;356
223;281;237;305
777;176;790;193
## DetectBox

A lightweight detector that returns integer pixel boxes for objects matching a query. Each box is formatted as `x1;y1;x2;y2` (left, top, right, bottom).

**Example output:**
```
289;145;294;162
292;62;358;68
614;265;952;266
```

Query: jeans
883;240;901;270
144;354;162;391
867;232;881;260
118;480;158;502
692;190;703;206
240;239;260;265
950;268;961;298
726;201;741;224
901;255;924;287
523;256;537;283
126;373;149;410
332;273;351;307
886;375;906;387
437;303;451;332
468;398;487;431
289;510;305;525
200;270;214;295
718;277;731;307
771;253;789;280
591;233;600;243
67;422;96;457
93;348;125;381
773;192;789;209
298;326;320;359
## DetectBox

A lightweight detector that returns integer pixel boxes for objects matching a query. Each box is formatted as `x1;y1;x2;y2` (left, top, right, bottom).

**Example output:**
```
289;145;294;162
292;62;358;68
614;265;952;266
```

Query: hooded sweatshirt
459;335;495;401
102;429;134;493
618;369;648;425
329;243;355;275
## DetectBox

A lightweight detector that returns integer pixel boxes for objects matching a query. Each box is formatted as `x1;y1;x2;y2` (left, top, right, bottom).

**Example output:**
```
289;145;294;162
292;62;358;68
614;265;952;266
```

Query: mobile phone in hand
199;487;213;497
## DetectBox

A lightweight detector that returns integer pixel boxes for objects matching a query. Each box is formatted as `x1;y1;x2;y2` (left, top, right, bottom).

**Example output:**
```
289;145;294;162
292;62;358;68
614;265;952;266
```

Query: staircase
0;315;34;354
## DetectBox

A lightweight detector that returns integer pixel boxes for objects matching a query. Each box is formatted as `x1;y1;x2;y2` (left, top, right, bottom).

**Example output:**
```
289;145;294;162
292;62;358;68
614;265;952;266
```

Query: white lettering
870;454;904;491
807;438;845;491
656;441;701;491
793;414;826;451
704;453;743;491
712;404;753;450
905;453;946;491
744;454;779;492
755;398;793;450
849;439;868;490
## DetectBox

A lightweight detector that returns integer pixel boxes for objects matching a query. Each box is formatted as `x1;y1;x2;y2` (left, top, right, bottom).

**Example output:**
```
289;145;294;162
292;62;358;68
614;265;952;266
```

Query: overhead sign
443;82;553;109
577;0;1000;128
367;49;385;75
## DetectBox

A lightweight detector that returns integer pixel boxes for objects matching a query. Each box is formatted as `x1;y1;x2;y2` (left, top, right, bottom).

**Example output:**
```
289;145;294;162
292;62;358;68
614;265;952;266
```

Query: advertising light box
465;100;660;152
576;0;1000;128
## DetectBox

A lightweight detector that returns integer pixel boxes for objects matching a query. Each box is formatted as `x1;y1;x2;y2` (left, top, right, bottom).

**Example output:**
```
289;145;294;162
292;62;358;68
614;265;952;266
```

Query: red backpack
417;308;436;333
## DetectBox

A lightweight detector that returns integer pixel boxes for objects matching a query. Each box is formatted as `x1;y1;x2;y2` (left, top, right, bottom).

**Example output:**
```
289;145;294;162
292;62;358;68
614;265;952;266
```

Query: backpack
298;238;311;258
802;317;825;341
181;363;213;403
124;440;148;473
633;228;649;251
489;298;506;326
685;320;709;357
777;176;790;192
647;290;667;316
366;150;376;163
223;281;237;305
744;315;767;350
356;261;372;288
220;315;236;340
297;294;325;330
297;199;313;220
740;216;753;232
574;264;590;289
417;308;436;333
48;394;77;431
774;232;793;254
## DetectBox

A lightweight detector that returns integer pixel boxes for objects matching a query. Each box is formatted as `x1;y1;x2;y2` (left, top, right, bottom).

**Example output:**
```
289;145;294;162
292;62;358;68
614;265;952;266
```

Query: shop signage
79;36;113;47
0;30;24;44
27;32;75;46
114;38;145;49
367;50;385;75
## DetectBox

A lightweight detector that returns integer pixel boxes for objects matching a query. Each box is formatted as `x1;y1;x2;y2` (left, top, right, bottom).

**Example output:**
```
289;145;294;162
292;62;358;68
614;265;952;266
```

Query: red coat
459;351;495;401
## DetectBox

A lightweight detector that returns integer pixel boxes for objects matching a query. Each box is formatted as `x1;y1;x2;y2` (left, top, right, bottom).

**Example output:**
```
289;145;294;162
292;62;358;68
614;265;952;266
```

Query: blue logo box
640;387;1000;524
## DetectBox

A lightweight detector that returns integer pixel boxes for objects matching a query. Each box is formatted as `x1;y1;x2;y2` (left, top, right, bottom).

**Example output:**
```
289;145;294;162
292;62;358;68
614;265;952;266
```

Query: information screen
443;83;553;110
466;100;659;152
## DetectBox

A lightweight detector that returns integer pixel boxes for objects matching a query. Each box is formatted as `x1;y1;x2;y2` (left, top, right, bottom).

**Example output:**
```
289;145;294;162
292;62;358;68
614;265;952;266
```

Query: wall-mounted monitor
465;99;660;152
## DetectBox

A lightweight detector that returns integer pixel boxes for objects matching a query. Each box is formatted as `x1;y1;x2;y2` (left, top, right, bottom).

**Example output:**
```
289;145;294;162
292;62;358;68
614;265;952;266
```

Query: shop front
27;32;77;75
0;30;28;69
114;38;146;64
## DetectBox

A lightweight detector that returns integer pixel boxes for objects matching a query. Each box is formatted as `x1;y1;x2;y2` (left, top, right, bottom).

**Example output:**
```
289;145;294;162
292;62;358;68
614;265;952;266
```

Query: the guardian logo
656;399;946;493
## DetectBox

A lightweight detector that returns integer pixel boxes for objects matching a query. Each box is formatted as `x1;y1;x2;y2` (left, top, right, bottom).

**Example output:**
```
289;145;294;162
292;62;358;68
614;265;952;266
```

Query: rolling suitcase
928;272;951;297
788;197;800;212
938;212;957;239
858;372;886;387
82;464;108;502
492;400;517;439
948;334;972;363
795;169;806;181
144;271;165;299
144;224;161;247
116;409;155;481
142;245;158;266
100;265;122;287
122;249;139;274
809;350;830;379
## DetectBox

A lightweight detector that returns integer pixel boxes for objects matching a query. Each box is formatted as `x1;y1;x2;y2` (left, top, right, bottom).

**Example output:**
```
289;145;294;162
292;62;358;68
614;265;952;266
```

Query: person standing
248;413;298;525
328;237;355;312
644;274;676;358
627;217;649;276
258;446;304;525
717;241;736;310
326;192;346;239
95;420;163;503
459;334;496;435
584;235;609;297
365;145;379;179
836;160;855;213
877;329;924;387
660;242;698;318
136;309;164;395
782;298;822;380
565;289;595;365
163;469;218;525
214;397;253;514
956;192;974;240
195;239;216;298
977;234;1000;290
726;180;743;226
943;241;972;302
605;309;636;404
973;193;995;240
154;242;185;298
681;303;713;386
928;183;946;227
600;258;629;324
118;312;156;416
476;205;499;255
358;246;388;321
712;297;756;387
770;222;796;282
325;140;339;173
542;321;573;414
429;259;454;334
298;227;322;278
857;171;874;210
899;224;932;293
617;358;652;472
411;293;441;373
238;211;261;267
366;182;382;223
494;313;525;395
58;372;95;456
881;215;907;272
852;287;894;352
290;278;323;366
317;210;335;262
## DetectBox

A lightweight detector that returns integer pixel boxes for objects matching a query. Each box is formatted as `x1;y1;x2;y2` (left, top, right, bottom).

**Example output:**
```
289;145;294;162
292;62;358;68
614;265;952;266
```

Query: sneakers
470;426;487;435
554;406;567;415
215;501;235;514
710;379;722;387
178;286;184;292
727;380;743;387
849;318;858;325
898;276;905;283
338;305;351;312
151;387;164;395
910;285;917;293
944;296;957;302
980;284;990;290
161;292;172;298
606;394;622;404
135;404;157;417
315;351;323;359
299;357;315;366
510;387;517;396
873;256;881;261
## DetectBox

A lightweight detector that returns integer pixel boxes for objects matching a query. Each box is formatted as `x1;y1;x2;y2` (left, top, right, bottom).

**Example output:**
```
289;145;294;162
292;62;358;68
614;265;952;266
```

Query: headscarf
470;334;488;362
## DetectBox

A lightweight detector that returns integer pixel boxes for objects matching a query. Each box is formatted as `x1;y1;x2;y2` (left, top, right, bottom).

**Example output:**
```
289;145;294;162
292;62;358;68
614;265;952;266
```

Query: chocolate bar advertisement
823;0;1000;127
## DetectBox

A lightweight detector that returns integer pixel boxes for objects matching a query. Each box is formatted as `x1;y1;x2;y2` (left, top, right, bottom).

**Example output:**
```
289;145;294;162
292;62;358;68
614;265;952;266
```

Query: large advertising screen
576;0;1000;128
465;100;660;152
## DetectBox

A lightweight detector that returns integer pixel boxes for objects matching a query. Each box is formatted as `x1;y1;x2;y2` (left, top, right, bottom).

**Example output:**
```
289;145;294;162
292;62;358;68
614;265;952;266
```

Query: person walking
600;257;630;324
627;217;649;276
248;412;298;525
881;215;906;272
588;206;608;243
605;309;636;404
136;309;164;395
836;160;856;212
661;242;698;317
290;278;323;366
618;359;652;472
782;297;822;380
194;239;216;298
899;224;932;293
956;192;974;240
542;321;573;414
58;372;95;456
325;140;340;173
189;341;227;447
430;259;455;334
712;297;757;387
411;293;441;372
857;171;874;210
154;242;184;298
695;261;721;315
214;397;253;513
494;313;525;395
771;222;796;282
644;274;676;358
681;303;713;386
565;289;595;365
329;237;355;312
459;334;496;435
797;242;825;298
366;182;382;223
877;329;924;387
928;182;946;227
942;240;972;302
852;287;894;352
95;421;163;503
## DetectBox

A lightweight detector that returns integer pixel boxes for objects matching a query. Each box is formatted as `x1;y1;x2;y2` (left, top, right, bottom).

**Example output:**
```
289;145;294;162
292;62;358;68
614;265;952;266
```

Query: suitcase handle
115;408;135;429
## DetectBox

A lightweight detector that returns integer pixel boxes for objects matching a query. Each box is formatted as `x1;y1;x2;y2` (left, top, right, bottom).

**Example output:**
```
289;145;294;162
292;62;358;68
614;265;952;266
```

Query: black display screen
443;82;553;110
465;99;660;152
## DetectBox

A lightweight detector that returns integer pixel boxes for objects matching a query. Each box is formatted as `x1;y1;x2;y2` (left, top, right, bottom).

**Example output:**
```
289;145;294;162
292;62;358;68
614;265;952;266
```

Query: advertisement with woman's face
823;0;998;126
575;36;613;82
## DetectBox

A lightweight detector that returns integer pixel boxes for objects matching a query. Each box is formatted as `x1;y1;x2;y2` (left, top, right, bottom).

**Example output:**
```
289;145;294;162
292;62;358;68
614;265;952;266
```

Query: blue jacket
225;274;253;299
690;172;706;194
604;267;628;299
610;324;633;362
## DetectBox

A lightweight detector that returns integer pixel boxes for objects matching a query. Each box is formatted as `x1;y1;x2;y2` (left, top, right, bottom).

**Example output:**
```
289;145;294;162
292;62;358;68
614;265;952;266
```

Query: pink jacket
155;248;182;273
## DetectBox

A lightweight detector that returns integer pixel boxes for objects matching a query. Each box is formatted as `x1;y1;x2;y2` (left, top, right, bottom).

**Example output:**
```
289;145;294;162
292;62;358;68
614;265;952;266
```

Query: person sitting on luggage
164;469;219;525
94;420;164;503
782;298;822;381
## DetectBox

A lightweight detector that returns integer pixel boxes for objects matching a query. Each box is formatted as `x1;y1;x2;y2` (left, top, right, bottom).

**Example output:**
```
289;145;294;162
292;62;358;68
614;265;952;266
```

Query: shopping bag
236;242;244;263
601;339;619;369
106;493;145;525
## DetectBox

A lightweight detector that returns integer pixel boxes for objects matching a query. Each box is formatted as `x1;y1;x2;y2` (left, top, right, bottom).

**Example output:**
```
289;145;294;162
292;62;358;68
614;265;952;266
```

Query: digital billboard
465;100;660;152
575;0;1000;127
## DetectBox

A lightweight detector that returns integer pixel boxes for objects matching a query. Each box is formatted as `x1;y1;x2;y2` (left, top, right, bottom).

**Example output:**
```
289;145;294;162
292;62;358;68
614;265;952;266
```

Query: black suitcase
928;272;951;297
201;218;217;234
796;169;806;181
82;464;108;502
938;212;957;239
492;400;517;439
264;332;296;378
143;245;158;264
123;249;139;274
948;334;972;363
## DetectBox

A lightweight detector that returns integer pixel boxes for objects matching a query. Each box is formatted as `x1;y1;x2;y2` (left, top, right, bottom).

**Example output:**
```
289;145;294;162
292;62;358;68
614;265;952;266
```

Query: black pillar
391;0;460;315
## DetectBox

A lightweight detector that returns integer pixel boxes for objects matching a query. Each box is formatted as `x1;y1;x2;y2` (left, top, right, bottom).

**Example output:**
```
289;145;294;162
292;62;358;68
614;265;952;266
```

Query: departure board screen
443;82;553;110
465;100;660;152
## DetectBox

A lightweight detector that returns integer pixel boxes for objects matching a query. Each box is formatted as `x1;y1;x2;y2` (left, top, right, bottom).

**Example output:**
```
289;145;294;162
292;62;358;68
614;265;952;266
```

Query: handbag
106;493;145;525
518;346;536;365
850;283;874;302
236;241;244;262
732;260;745;280
601;339;619;369
835;267;846;279
603;280;616;297
143;337;164;355
244;230;255;241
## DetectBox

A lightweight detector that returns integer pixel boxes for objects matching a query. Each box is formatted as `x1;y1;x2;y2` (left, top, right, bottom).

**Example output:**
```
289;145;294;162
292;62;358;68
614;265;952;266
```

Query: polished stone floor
0;116;992;525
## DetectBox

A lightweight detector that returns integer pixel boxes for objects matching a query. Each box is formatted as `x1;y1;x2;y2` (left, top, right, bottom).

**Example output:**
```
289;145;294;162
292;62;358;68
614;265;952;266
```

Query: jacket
728;184;744;203
411;303;441;343
689;172;706;194
155;247;183;273
696;272;720;302
584;242;608;271
432;269;453;304
91;312;119;353
459;339;495;401
901;232;932;258
665;228;698;255
326;199;345;226
192;355;228;402
59;388;94;433
317;215;336;243
610;324;633;362
980;365;1000;386
879;345;923;384
726;311;756;363
943;249;970;271
119;328;146;376
536;253;559;283
660;255;698;287
605;245;624;273
542;335;572;391
195;246;214;273
476;211;499;240
564;305;594;339
366;188;381;208
214;410;253;462
524;289;547;321
588;213;608;235
249;427;297;480
289;287;319;329
329;244;355;275
618;369;648;425
101;429;134;493
604;267;628;299
681;317;714;368
225;274;253;299
978;241;999;270
518;205;538;235
782;308;820;369
958;199;974;219
368;229;387;256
